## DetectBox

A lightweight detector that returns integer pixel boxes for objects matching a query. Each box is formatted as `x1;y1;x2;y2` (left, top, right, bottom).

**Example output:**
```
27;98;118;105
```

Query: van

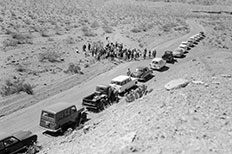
40;102;86;133
150;58;166;70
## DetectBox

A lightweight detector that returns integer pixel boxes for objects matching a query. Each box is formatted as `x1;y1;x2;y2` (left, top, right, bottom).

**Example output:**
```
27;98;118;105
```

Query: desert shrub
3;32;33;47
16;64;27;72
39;51;61;63
161;23;178;32
81;26;96;37
102;25;114;33
40;29;55;37
84;63;89;68
90;21;100;29
131;27;142;33
64;63;83;74
0;79;34;96
3;39;18;47
66;36;75;44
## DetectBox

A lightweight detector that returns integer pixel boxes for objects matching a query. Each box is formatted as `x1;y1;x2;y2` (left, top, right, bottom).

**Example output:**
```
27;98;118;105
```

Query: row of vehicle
39;75;140;135
150;32;205;70
45;32;207;150
0;32;205;154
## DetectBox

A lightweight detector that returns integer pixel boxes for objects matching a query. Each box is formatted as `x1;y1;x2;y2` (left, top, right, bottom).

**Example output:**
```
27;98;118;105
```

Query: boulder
165;79;189;90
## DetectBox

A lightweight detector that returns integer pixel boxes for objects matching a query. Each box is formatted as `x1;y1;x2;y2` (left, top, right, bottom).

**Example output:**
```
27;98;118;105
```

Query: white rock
192;80;204;85
165;79;189;90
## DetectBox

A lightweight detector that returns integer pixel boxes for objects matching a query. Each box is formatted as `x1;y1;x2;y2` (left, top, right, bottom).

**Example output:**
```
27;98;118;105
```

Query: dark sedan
131;67;153;81
0;130;37;154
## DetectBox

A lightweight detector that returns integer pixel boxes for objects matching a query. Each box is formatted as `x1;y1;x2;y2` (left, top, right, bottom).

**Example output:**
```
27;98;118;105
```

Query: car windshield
135;68;143;73
111;81;121;85
152;61;159;64
42;111;55;119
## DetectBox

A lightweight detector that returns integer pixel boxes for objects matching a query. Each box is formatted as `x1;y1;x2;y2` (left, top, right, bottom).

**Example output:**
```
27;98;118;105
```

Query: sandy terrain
0;0;232;153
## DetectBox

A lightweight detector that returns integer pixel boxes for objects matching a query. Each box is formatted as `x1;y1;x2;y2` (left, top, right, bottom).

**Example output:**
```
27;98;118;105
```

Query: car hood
132;71;143;77
13;130;33;140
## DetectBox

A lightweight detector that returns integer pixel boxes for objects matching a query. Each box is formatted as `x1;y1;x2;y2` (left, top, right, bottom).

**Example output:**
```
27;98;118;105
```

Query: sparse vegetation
3;32;33;47
0;79;34;96
102;25;114;33
81;26;96;37
39;51;61;63
64;63;83;74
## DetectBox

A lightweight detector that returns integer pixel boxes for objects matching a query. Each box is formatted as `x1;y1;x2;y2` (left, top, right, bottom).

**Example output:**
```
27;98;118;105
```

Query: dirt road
0;19;204;144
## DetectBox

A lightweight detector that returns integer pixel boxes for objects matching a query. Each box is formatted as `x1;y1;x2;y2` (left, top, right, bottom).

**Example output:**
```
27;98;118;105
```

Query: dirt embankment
39;44;232;154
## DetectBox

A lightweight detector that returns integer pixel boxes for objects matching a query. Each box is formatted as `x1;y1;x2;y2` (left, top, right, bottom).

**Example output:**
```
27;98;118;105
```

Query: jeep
40;102;87;133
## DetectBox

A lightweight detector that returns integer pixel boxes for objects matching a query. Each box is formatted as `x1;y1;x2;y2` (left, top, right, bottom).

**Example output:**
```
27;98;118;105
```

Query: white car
150;58;166;70
109;75;137;93
173;48;185;58
179;41;189;49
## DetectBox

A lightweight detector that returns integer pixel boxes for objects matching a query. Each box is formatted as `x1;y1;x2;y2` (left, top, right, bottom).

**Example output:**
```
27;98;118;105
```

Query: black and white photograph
0;0;232;153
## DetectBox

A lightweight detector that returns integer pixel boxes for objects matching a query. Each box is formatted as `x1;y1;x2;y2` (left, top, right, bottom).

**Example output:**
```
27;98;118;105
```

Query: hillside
0;0;232;154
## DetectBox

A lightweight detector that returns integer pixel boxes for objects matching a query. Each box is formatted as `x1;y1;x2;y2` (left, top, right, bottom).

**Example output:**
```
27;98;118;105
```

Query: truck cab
109;75;137;94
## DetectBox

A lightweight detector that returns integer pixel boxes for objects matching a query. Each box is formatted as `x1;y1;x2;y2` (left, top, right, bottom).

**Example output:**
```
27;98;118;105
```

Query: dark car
0;130;37;154
162;51;175;63
131;67;153;81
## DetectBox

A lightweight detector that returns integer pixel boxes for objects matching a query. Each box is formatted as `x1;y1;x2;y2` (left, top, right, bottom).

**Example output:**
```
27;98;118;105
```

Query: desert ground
0;0;232;154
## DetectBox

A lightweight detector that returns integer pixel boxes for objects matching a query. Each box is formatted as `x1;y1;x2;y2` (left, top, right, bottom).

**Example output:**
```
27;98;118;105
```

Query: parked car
173;48;185;58
109;75;137;94
40;102;87;133
0;130;37;154
82;84;119;112
131;66;153;81
150;58;166;70
162;51;175;63
179;41;189;50
200;31;205;37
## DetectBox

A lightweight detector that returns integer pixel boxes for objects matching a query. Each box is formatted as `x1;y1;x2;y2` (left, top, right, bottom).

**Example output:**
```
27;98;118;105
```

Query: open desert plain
0;0;232;153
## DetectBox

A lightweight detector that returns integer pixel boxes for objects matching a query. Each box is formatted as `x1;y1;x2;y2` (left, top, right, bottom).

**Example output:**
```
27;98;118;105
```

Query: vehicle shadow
42;130;62;137
155;66;169;72
139;74;155;83
175;55;186;59
167;59;178;64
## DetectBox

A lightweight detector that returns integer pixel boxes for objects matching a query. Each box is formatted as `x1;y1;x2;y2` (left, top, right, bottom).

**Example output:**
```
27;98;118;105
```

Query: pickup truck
82;85;118;112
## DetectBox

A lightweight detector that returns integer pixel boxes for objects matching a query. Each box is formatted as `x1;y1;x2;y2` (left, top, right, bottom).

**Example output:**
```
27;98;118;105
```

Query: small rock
165;79;189;90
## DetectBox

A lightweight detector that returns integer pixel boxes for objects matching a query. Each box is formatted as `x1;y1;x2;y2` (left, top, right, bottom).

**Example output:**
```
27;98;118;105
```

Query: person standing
152;49;157;58
127;68;131;76
148;50;151;59
88;43;91;51
83;44;86;52
143;48;147;59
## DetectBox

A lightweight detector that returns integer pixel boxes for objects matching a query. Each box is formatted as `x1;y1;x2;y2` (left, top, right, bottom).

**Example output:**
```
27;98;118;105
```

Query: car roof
0;132;9;140
42;102;75;114
112;75;130;82
136;66;147;70
151;57;163;62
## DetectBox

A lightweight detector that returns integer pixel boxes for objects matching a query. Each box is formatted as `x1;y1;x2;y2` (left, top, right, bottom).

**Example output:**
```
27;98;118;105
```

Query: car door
3;136;24;154
0;141;6;154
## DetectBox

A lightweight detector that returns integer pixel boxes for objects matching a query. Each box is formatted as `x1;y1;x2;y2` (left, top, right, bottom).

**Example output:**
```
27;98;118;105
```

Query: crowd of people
79;40;157;62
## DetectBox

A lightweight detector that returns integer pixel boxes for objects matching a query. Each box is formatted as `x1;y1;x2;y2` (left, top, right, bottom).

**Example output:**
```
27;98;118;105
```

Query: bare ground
0;0;232;154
